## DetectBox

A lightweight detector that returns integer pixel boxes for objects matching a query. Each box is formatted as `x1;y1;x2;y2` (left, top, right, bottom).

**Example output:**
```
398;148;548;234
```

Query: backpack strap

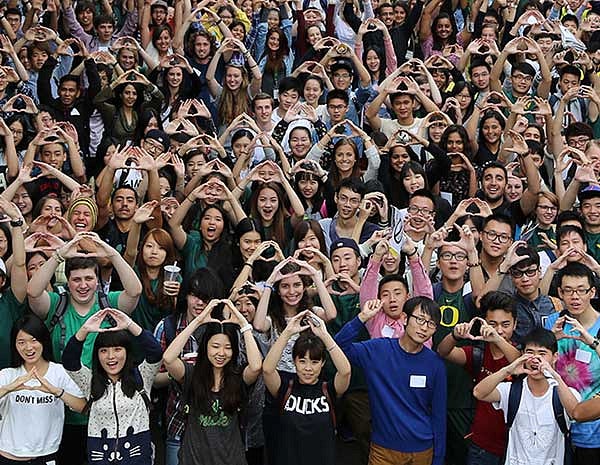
507;377;524;429
321;381;337;431
552;385;569;436
471;344;484;384
48;289;69;355
279;378;294;415
163;315;177;346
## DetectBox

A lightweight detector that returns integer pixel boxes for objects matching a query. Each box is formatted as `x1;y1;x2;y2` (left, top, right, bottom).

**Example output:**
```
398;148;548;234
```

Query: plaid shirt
154;315;198;439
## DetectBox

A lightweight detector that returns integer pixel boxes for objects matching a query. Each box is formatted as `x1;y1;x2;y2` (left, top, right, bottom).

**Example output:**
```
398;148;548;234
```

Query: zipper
112;383;120;457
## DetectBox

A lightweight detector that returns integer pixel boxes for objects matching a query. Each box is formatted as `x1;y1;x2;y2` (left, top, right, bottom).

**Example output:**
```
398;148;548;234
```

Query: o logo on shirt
439;305;459;328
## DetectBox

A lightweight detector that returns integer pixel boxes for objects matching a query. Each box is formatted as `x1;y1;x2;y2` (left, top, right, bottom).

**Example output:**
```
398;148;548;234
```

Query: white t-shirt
380;117;423;139
494;380;580;465
0;363;83;457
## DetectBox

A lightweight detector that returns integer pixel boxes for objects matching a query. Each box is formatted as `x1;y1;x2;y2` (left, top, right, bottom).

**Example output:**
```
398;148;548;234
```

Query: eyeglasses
537;205;557;212
327;104;347;110
512;73;533;82
510;267;539;279
407;205;434;216
439;251;468;261
568;137;590;147
560;287;593;296
333;73;351;79
482;230;512;243
144;140;164;154
409;314;437;330
338;195;360;206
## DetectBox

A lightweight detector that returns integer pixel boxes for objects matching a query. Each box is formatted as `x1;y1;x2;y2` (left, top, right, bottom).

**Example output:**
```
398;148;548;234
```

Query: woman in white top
0;315;86;465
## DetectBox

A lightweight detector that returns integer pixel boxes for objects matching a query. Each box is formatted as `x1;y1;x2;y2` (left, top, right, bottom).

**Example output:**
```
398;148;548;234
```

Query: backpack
279;378;337;432
506;377;573;465
47;286;111;354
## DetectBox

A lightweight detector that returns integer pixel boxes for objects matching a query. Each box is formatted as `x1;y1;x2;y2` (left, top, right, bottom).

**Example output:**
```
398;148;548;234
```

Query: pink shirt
359;255;433;346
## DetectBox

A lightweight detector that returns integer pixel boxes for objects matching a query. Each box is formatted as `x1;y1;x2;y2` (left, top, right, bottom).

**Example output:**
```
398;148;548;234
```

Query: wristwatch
590;339;600;350
9;218;23;227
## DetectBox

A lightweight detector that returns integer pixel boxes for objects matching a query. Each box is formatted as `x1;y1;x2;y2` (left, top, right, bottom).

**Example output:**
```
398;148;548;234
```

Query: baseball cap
145;129;170;151
578;185;600;202
330;238;360;257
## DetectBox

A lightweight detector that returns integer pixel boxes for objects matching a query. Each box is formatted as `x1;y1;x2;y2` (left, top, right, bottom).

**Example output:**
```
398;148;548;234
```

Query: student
262;311;351;465
336;297;447;465
62;308;163;465
545;263;600;463
473;328;580;465
162;299;263;465
0;315;86;464
437;291;520;465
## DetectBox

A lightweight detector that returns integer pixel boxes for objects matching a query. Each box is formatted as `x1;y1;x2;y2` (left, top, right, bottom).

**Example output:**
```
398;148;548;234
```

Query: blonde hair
218;65;250;126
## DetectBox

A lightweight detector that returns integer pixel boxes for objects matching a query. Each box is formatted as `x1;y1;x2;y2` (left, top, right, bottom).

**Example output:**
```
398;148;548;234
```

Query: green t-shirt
182;231;208;279
585;231;600;263
434;288;475;410
131;269;174;332
44;290;122;425
0;289;27;369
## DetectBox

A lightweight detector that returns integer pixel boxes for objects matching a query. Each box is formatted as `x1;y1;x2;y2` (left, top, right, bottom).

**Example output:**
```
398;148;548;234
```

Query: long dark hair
249;182;288;250
10;315;53;367
440;124;473;160
91;330;137;400
270;262;312;332
263;28;289;75
293;171;325;212
190;322;244;414
331;139;361;188
363;45;387;84
431;13;457;51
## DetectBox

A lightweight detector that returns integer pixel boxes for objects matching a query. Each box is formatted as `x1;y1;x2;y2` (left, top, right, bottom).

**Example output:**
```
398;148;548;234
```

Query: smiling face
365;49;381;73
523;343;557;380
581;197;600;230
235;296;256;322
481;220;513;258
118;49;137;70
166;66;183;88
239;230;261;261
278;274;304;307
303;78;323;106
335;187;361;220
298;176;319;200
155;28;171;52
96;22;114;42
485;309;516;342
98;346;126;380
505;176;523;202
194;35;212;61
15;330;43;365
402;169;425;195
13;186;32;216
435;17;453;40
67;267;98;305
225;66;243;91
482;167;507;202
267;31;280;51
70;204;94;232
40;143;67;171
482;117;502;145
470;65;490;91
257;187;279;225
294;351;324;385
334;143;357;176
207;333;233;369
289;128;311;159
391;94;415;123
390;146;410;173
121;83;137;108
536;197;557;227
186;294;208;320
306;25;322;45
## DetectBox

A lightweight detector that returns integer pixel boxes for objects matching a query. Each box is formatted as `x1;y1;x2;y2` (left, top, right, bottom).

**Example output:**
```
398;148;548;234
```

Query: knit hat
67;196;98;230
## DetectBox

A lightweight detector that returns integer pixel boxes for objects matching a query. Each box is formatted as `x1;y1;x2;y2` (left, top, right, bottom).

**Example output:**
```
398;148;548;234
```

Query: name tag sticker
410;375;427;388
381;325;395;338
575;348;592;364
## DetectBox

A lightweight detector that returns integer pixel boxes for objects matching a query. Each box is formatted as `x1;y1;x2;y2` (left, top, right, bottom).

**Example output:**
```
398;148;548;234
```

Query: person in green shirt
124;201;180;331
0;196;28;370
26;231;142;465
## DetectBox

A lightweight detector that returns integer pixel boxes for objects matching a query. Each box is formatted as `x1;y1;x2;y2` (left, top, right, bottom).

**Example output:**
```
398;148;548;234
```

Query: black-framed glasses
537;205;557;212
510;267;539;279
407;205;434;216
482;230;512;243
439;251;468;262
409;314;437;330
559;287;593;296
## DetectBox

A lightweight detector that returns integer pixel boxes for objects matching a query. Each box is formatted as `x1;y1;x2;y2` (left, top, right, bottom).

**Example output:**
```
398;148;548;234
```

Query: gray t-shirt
179;364;247;465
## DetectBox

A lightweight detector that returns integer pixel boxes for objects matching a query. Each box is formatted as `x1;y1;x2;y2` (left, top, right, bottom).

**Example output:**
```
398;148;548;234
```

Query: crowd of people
0;0;600;463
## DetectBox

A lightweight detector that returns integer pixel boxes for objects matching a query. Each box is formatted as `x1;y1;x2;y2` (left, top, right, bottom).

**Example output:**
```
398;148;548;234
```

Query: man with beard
479;160;540;223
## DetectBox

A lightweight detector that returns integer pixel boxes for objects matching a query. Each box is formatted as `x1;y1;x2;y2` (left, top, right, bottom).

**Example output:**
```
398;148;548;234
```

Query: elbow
571;404;586;423
472;385;485;401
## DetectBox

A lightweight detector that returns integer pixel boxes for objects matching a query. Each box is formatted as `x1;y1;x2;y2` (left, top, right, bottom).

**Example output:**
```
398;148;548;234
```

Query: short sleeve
492;381;511;422
43;292;61;326
108;291;121;308
463;346;474;376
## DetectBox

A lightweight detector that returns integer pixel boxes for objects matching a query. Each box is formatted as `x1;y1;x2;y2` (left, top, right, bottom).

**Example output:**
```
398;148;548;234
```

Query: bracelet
54;251;65;264
590;339;600;350
216;19;223;25
497;268;507;275
55;388;65;399
467;261;481;267
451;330;461;342
406;247;418;257
126;320;133;328
264;283;275;291
327;345;337;352
240;323;252;334
244;262;253;268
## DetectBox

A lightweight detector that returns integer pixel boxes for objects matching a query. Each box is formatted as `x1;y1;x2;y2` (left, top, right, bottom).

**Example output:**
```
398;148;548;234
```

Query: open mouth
74;222;87;230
